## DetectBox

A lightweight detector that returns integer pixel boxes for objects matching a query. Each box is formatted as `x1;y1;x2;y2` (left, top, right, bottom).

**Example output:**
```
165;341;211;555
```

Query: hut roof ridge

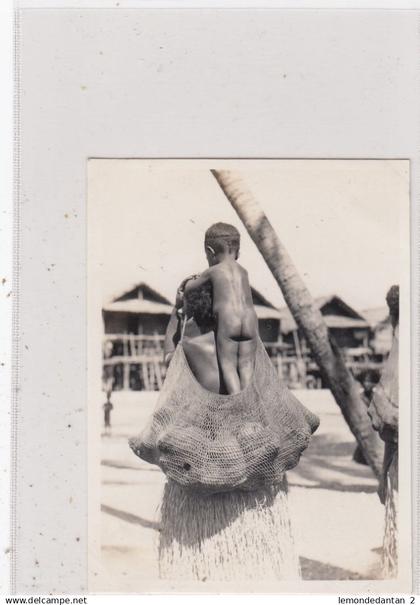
113;281;172;305
279;293;369;333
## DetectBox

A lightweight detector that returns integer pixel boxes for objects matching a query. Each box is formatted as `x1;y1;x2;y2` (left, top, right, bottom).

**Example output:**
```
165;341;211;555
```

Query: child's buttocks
227;334;254;342
215;306;258;341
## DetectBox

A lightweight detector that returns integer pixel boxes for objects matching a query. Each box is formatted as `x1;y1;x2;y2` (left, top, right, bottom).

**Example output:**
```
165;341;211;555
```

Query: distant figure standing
103;393;114;436
353;370;380;465
368;285;399;578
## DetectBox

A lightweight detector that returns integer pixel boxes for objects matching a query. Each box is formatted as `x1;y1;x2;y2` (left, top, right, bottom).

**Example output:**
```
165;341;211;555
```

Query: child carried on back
129;221;319;494
180;222;258;395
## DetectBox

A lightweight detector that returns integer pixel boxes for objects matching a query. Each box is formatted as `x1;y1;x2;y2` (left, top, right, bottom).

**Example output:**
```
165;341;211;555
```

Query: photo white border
12;4;420;595
0;0;14;595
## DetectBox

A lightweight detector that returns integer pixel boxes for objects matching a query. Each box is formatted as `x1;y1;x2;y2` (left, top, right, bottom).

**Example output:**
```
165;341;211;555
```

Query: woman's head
386;285;399;328
184;282;214;332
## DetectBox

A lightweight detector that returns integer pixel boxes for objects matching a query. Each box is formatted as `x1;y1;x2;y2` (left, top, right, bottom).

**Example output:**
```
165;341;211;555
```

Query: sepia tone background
88;159;410;592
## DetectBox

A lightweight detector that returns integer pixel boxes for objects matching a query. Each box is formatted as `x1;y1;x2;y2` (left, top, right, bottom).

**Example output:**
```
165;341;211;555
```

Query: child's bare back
209;259;258;393
183;222;258;394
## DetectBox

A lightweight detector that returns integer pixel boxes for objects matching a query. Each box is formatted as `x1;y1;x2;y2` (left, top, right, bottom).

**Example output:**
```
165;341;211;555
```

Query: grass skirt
382;452;398;578
158;474;301;582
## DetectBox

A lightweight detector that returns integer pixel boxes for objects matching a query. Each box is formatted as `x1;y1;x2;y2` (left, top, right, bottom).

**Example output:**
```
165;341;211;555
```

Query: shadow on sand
289;433;379;494
101;503;161;531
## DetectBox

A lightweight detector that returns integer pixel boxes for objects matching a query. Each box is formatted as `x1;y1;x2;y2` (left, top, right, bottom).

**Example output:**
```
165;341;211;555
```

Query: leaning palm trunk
211;169;383;478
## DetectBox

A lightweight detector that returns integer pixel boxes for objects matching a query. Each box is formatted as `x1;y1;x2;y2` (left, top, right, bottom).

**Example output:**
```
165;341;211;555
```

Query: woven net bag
129;337;319;494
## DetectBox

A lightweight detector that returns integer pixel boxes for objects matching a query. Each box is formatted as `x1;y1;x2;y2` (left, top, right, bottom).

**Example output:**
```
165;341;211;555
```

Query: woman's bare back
182;328;221;393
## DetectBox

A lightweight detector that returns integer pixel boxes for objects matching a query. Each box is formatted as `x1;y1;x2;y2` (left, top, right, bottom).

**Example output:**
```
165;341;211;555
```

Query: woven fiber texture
382;451;398;578
129;337;319;494
158;476;301;581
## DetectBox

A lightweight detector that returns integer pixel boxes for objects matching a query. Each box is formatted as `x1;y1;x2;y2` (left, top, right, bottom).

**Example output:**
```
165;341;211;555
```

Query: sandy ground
95;390;385;591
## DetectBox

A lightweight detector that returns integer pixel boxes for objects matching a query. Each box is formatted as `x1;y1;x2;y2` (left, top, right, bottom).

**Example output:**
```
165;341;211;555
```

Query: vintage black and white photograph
87;159;410;592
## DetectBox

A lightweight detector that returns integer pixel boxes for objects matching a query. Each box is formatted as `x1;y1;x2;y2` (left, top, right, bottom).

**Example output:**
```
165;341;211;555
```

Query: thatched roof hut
279;295;371;351
362;306;392;355
103;281;282;343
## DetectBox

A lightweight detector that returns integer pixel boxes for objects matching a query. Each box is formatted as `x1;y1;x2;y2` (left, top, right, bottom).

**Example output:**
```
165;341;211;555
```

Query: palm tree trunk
211;169;384;478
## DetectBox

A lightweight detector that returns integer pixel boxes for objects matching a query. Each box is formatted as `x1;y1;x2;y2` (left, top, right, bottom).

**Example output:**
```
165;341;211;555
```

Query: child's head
204;222;240;265
360;369;379;396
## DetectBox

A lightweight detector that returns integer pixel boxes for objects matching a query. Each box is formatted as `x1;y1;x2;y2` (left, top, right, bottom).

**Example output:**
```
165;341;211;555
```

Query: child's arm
183;269;212;294
175;273;202;308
